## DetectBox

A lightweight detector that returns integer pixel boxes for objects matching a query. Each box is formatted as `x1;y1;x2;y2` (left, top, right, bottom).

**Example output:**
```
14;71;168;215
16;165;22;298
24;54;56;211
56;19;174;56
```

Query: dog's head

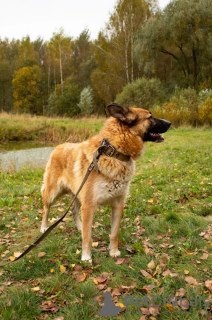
107;103;171;143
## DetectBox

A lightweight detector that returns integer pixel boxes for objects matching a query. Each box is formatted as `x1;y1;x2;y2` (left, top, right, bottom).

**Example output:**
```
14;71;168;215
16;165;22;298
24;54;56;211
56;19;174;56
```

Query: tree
12;65;43;114
91;0;157;104
71;30;96;89
78;86;94;115
136;0;212;88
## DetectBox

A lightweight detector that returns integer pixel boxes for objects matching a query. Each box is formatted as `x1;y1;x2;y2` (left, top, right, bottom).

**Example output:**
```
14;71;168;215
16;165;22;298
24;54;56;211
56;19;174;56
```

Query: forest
0;0;212;126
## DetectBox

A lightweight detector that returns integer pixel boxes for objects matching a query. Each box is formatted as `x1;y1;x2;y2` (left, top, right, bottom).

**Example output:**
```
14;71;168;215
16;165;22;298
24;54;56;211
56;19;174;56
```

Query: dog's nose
162;120;171;129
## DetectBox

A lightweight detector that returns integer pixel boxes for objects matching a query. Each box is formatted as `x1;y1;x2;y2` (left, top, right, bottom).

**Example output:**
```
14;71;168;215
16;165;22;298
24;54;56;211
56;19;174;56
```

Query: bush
115;77;166;109
198;97;212;126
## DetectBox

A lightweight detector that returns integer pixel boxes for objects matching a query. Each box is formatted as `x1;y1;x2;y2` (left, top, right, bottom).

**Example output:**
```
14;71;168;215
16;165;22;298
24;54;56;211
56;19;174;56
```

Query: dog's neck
100;118;144;159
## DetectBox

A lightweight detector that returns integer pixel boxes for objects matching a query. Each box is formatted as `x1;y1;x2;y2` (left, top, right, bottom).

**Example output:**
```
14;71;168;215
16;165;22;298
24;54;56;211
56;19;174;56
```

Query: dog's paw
109;250;121;258
81;254;92;263
40;226;48;233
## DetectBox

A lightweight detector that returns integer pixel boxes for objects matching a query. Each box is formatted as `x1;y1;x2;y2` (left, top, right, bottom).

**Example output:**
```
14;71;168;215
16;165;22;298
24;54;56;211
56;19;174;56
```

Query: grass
0;128;212;319
0;112;104;145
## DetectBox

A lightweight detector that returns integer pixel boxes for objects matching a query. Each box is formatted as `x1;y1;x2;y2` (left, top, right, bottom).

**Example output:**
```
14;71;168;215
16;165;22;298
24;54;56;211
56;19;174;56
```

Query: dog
40;103;171;261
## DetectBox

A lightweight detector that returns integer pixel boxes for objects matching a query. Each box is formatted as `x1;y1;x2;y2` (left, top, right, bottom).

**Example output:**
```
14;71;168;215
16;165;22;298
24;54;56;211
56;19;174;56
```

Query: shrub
198;97;212;126
115;77;166;109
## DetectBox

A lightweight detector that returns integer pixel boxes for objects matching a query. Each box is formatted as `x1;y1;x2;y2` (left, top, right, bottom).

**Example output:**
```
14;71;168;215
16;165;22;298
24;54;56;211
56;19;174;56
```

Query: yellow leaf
60;265;66;273
31;286;40;292
153;265;160;277
76;249;80;255
166;303;175;311
92;242;99;247
9;256;15;261
187;252;193;255
50;269;54;273
23;218;28;222
199;182;204;185
147;260;155;270
148;199;154;203
184;270;190;275
116;302;125;308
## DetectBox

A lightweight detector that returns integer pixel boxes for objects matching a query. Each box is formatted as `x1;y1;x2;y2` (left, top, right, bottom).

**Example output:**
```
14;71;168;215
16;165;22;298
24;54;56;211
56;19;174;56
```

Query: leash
0;139;130;267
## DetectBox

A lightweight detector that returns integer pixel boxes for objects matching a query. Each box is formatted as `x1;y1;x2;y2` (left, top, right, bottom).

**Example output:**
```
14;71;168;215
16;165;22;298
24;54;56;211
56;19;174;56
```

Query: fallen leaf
166;303;175;311
97;284;107;290
185;276;199;286
125;245;135;254
184;270;190;275
178;298;190;310
76;272;86;282
92;242;99;247
115;257;131;265
38;252;46;258
175;288;187;297
205;280;212;292
59;265;66;273
112;288;121;297
31;286;40;292
140;270;152;279
200;253;209;260
140;308;151;315
149;305;161;316
54;317;64;320
96;274;107;284
14;252;21;258
147;260;155;270
76;249;80;254
142;285;156;292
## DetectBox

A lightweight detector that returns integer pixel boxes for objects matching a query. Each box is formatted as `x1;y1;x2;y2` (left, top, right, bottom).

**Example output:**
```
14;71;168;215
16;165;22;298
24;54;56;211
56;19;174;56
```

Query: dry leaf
92;242;99;247
205;280;212;292
140;308;151;315
142;285;156;292
178;298;190;310
200;253;209;260
38;252;46;258
140;269;152;278
96;274;107;284
76;272;86;282
112;288;121;297
147;260;155;270
14;252;21;258
149;305;161;316
185;276;199;286
31;286;40;292
175;288;187;297
166;303;175;311
184;270;189;275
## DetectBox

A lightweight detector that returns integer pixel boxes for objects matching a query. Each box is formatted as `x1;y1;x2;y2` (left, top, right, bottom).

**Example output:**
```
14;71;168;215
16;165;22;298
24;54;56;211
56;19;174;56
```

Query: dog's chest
94;178;130;205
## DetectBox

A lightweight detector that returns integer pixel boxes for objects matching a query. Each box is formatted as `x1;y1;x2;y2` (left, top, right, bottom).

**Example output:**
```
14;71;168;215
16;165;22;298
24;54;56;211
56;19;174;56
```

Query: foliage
116;77;166;109
152;87;212;126
12;65;43;114
136;0;212;88
91;0;157;104
78;86;94;115
47;77;81;117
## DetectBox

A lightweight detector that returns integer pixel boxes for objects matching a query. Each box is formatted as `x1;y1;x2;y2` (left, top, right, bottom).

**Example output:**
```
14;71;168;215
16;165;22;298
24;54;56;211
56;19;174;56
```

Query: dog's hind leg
72;199;82;231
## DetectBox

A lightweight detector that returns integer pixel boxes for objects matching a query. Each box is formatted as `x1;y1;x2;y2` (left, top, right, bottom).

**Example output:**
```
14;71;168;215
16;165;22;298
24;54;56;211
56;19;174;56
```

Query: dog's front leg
81;204;94;261
109;198;124;257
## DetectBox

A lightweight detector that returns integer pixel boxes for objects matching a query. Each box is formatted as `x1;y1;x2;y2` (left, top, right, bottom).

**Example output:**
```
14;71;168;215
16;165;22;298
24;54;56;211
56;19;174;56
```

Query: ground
0;128;212;319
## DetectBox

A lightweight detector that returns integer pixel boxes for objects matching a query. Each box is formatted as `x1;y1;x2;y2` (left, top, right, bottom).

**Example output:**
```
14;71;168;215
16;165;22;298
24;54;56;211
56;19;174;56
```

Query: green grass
0;128;212;319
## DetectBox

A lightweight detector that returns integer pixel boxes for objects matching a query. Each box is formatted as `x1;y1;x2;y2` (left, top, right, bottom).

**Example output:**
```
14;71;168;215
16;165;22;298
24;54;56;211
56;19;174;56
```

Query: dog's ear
107;103;137;124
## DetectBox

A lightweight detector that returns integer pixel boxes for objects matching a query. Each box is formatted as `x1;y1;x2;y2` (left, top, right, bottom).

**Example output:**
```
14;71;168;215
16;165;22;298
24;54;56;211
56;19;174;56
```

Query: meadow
0;128;212;319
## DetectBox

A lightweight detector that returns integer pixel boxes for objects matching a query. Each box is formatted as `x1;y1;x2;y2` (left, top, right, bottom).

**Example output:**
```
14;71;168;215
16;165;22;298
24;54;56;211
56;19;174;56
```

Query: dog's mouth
144;132;164;143
144;118;171;143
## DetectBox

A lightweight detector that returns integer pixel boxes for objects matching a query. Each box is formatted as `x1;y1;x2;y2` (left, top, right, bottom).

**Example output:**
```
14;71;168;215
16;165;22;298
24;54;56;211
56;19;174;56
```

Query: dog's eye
149;115;153;119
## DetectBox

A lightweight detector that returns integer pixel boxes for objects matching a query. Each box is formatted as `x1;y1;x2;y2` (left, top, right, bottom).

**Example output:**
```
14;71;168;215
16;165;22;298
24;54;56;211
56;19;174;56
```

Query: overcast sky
0;0;171;41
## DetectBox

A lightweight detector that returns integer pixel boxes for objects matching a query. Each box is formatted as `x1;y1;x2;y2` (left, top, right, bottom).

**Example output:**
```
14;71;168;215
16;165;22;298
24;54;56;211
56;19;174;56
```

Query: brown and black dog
40;103;171;261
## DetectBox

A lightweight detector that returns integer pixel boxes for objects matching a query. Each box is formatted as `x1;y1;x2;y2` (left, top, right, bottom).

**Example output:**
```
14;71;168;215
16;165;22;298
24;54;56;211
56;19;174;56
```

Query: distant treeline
0;0;212;125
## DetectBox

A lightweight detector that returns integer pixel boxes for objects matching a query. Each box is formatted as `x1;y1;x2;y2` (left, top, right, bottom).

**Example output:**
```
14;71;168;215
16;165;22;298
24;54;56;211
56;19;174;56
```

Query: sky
0;0;171;41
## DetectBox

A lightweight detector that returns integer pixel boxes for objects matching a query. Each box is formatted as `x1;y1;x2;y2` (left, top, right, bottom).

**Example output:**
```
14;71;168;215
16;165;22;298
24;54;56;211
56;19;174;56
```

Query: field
0;128;212;320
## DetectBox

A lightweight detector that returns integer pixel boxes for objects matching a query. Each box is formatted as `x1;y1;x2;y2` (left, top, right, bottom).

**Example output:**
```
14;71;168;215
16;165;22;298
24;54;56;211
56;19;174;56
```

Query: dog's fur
41;103;171;261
